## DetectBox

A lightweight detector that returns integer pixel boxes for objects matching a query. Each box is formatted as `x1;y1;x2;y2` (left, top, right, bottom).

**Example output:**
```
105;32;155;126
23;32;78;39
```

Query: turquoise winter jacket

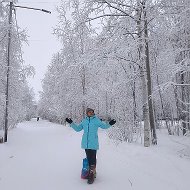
70;115;111;150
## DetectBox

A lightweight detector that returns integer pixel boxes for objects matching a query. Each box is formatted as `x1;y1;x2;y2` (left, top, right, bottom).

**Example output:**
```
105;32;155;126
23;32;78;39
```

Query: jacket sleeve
97;118;111;129
70;122;83;132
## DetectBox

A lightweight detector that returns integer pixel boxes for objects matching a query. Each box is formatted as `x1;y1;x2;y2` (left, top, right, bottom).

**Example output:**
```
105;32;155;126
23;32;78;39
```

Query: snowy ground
0;119;190;190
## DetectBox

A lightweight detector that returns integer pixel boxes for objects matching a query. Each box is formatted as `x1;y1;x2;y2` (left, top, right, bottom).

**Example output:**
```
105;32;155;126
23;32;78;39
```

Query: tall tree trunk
143;4;157;144
132;70;138;129
173;76;180;135
181;72;187;135
137;1;150;147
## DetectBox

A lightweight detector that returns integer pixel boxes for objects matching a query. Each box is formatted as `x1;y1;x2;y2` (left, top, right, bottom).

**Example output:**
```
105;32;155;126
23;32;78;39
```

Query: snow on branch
171;82;190;86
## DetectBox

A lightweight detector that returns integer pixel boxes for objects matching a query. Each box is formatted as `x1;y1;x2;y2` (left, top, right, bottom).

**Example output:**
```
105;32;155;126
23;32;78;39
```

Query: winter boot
94;165;96;178
87;165;96;184
94;169;96;178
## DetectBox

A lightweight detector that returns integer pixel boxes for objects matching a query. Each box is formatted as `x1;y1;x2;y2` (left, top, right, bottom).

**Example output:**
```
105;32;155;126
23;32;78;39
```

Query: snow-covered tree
39;0;190;146
0;2;36;141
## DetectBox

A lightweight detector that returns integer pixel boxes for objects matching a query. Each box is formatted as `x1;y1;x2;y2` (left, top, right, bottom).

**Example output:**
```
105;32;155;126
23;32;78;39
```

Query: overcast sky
16;0;62;101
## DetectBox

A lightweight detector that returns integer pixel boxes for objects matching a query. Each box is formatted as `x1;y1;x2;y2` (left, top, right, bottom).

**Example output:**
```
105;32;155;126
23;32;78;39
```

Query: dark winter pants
85;149;97;166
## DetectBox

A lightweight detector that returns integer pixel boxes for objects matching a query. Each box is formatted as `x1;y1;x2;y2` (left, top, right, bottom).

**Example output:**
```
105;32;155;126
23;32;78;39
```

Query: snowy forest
37;0;190;146
0;0;36;140
0;0;190;145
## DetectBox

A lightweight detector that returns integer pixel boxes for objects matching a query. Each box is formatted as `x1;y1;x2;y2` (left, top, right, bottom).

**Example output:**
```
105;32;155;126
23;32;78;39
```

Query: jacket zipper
87;117;90;148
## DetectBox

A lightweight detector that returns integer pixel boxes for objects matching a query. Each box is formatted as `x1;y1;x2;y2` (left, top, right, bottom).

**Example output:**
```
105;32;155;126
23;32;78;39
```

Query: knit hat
86;108;94;114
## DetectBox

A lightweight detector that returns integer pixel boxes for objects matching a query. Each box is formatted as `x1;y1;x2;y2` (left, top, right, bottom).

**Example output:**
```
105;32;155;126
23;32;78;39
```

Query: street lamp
3;1;51;142
14;5;51;14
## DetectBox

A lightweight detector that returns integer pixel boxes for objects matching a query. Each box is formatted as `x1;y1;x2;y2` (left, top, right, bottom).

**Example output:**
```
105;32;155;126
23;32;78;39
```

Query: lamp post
3;1;51;142
14;5;51;14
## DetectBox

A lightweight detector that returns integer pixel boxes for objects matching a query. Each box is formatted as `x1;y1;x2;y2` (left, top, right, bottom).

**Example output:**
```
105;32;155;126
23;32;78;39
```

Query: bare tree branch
85;13;128;22
99;0;136;20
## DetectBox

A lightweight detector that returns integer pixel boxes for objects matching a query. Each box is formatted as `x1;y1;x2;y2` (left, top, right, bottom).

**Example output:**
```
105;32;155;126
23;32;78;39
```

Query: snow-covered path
0;119;190;190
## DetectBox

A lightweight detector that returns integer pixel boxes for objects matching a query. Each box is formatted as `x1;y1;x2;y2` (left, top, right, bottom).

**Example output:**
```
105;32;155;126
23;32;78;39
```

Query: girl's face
87;111;94;117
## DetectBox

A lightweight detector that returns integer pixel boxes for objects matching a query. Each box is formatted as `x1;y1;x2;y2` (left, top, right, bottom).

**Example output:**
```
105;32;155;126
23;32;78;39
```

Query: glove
109;119;116;125
66;118;73;124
